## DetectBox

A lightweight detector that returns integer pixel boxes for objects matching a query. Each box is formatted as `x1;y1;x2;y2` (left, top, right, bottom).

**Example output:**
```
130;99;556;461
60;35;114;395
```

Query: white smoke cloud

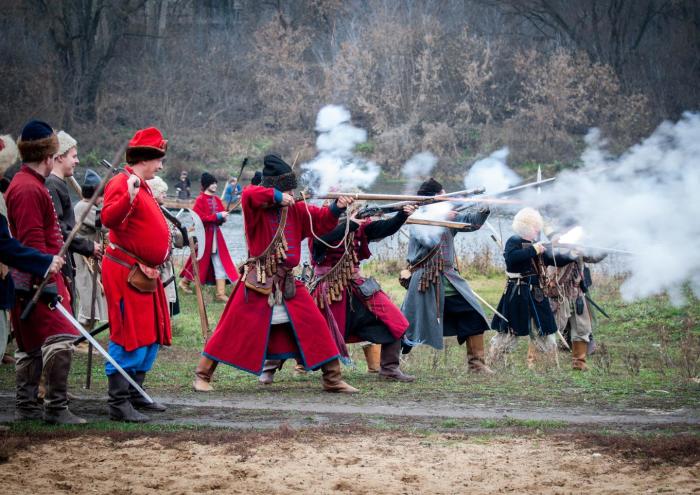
527;112;700;305
409;202;455;247
301;105;380;194
401;151;438;194
464;148;521;194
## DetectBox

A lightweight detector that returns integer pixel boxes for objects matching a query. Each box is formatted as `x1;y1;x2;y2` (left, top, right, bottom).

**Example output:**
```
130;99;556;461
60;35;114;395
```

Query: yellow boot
527;341;538;370
193;357;218;392
466;335;495;374
178;278;193;295
572;341;588;371
215;279;228;303
362;344;381;373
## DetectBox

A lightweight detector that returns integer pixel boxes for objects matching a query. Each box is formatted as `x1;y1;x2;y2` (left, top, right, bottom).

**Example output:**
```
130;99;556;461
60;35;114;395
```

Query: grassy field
0;264;698;411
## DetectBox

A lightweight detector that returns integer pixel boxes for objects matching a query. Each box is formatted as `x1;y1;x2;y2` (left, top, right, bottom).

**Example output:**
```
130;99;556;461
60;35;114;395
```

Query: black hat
201;172;217;190
417;178;443;197
81;169;101;198
17;120;58;163
251;170;262;186
261;154;297;191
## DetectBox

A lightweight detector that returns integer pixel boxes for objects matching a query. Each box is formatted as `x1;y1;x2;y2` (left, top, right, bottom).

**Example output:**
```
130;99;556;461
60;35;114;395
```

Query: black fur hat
17;120;59;163
261;154;297;191
201;172;217;190
417;177;443;197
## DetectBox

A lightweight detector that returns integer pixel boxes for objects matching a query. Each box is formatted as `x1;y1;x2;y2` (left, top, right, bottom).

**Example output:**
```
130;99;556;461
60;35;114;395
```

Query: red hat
125;127;168;164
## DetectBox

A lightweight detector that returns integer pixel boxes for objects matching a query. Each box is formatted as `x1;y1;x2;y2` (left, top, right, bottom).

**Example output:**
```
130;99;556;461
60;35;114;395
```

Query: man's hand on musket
48;255;66;275
335;195;355;209
402;204;417;215
281;193;295;206
127;174;141;203
533;242;546;255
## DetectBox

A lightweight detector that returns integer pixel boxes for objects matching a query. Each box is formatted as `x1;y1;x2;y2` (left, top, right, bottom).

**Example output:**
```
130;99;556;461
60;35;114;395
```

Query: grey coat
401;209;490;350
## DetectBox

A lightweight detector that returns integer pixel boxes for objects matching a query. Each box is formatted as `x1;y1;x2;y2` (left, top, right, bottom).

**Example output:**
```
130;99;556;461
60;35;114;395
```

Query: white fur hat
0;135;19;175
147;176;168;197
512;207;543;239
56;130;77;156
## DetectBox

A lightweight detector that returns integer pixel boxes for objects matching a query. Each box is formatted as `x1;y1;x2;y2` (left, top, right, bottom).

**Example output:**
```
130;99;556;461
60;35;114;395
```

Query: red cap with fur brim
125;127;168;164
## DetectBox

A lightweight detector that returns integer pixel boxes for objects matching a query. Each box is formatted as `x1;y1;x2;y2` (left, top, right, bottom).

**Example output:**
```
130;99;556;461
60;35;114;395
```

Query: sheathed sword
50;298;154;404
585;294;610;319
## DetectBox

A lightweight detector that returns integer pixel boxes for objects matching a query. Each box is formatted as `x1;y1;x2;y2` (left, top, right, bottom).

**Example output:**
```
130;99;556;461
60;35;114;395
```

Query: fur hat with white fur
512;207;543;240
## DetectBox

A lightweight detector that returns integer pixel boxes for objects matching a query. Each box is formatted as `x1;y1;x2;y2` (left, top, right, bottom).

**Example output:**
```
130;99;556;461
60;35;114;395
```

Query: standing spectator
174;170;191;200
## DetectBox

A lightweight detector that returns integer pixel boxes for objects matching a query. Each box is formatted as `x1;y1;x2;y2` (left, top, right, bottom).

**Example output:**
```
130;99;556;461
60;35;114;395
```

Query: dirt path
1;432;698;494
0;391;698;429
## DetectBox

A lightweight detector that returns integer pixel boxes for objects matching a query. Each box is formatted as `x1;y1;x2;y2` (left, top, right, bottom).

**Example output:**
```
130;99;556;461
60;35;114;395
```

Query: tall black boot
15;353;43;421
129;372;166;412
108;373;149;423
42;342;86;425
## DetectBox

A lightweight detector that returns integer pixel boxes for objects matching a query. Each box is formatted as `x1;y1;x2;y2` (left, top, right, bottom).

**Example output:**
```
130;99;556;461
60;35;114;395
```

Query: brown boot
259;359;282;385
572;341;588;371
527;341;538;370
293;362;307;375
362;343;381;373
179;278;193;294
15;352;43;421
321;358;358;393
193;356;218;392
42;337;86;425
215;279;228;303
466;334;495;374
378;340;415;382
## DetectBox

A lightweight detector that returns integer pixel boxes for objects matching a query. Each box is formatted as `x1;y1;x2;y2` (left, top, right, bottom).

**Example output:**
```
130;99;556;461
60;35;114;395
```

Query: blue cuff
273;189;283;204
216;212;223;220
329;201;343;217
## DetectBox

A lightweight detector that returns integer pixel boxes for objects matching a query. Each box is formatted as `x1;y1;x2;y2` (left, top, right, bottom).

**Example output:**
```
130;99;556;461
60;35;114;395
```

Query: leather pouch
576;295;585;315
127;263;158;293
531;285;545;303
399;269;412;290
357;277;381;299
283;272;296;300
244;267;274;295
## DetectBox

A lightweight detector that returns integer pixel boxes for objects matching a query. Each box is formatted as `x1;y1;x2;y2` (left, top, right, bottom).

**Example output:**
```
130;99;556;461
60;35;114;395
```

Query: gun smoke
464;148;520;194
301;105;380;194
401;151;437;194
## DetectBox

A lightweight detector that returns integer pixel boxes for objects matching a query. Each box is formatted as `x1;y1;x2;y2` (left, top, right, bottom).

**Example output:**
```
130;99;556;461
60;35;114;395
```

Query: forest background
1;0;698;184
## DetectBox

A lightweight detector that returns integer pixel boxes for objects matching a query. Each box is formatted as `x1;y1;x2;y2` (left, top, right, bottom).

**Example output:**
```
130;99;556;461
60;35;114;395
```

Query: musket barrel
406;218;473;229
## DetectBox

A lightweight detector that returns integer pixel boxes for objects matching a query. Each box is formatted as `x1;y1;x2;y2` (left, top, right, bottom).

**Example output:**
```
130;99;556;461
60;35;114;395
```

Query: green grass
0;268;698;412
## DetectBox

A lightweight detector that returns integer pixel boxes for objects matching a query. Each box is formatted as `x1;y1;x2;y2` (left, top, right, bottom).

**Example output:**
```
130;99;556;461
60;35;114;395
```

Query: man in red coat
194;154;358;393
179;172;238;302
5;120;85;424
101;127;171;422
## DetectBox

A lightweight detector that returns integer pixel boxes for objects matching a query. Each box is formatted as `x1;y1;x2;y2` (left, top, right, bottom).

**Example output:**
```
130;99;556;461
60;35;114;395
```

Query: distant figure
222;177;242;208
174;170;191;200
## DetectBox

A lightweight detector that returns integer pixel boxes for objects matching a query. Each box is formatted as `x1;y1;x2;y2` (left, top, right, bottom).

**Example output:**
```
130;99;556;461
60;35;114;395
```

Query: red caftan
180;193;238;284
203;185;341;374
101;167;172;352
5;165;78;352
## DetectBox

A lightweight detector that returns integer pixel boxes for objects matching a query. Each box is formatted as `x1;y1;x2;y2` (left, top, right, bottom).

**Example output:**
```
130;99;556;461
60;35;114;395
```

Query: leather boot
527;341;538;370
193;356;218;392
362;344;381;373
466;334;495;374
321;358;359;393
108;373;149;423
178;278;193;294
293;362;307;375
15;353;43;421
378;340;415;382
215;279;228;302
42;343;86;425
130;372;167;411
572;341;589;371
259;359;282;385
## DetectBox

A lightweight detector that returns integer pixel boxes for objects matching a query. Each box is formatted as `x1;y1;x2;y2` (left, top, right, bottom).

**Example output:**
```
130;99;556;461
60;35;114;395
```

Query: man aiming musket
101;127;171;422
401;178;495;373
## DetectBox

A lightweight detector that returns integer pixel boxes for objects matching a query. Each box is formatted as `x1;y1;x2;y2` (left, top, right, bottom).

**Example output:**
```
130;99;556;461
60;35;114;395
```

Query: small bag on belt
127;263;160;293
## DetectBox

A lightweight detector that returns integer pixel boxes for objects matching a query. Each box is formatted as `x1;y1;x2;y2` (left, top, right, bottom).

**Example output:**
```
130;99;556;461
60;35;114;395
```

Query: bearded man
5;120;85;424
193;154;358;393
101;127;171;422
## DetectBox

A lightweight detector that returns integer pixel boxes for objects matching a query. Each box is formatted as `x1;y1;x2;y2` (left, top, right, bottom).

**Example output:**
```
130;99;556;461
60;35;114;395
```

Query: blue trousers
105;341;159;376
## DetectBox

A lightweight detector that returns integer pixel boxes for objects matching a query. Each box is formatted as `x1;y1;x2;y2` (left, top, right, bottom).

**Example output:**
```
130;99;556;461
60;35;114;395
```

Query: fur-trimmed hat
56;130;77;156
125;127;167;164
251;170;262;186
200;172;217;190
0;134;19;175
147;176;169;198
417;177;443;197
17;120;58;163
512;207;543;240
261;154;297;191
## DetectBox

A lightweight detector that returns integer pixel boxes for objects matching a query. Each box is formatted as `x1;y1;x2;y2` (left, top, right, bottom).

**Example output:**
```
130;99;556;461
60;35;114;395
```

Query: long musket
160;207;210;342
51;299;153;404
308;191;517;204
356;187;486;218
20;158;120;320
454;178;556;212
405;218;474;229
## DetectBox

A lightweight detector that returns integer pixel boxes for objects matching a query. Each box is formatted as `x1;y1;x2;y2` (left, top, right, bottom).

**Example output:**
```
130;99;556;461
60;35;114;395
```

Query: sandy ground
1;432;698;494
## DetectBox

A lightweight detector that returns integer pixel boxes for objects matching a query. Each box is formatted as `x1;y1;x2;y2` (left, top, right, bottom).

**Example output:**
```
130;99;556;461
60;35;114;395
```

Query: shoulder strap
246;207;288;264
409;242;441;272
